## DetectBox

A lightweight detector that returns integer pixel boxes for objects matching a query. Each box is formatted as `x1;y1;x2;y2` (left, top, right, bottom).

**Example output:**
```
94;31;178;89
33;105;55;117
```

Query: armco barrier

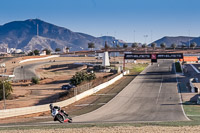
0;70;129;119
19;55;60;64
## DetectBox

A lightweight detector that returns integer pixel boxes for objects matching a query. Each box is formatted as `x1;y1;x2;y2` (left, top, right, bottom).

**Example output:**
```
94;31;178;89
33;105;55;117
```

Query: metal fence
72;73;120;96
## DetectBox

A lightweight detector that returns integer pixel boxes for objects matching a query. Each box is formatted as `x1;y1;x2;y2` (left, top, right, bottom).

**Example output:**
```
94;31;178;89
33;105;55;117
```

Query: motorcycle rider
49;103;68;117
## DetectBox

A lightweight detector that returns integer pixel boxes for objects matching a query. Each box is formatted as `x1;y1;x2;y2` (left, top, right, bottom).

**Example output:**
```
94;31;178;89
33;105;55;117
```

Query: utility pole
37;24;39;36
188;30;191;48
1;64;6;110
144;35;148;44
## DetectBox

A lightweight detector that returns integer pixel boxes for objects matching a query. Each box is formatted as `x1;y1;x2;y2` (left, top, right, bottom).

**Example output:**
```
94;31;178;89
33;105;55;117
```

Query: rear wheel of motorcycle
56;114;64;123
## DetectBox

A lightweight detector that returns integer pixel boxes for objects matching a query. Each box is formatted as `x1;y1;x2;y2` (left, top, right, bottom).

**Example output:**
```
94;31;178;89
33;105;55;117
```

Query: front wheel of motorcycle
68;117;72;123
56;114;64;123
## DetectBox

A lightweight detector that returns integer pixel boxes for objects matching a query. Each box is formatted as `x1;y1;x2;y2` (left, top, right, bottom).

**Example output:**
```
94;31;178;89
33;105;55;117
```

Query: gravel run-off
1;126;200;133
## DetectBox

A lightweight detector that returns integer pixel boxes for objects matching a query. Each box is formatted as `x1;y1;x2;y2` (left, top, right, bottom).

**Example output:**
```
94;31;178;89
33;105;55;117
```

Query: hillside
151;36;196;47
0;19;124;51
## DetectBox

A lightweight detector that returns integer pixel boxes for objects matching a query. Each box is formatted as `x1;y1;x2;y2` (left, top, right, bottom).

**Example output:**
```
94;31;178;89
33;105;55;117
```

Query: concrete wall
0;71;129;119
19;55;60;64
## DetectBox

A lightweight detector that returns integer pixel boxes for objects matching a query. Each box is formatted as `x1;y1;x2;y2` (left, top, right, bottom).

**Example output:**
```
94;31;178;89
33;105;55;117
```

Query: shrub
31;77;40;84
70;71;96;86
175;62;182;73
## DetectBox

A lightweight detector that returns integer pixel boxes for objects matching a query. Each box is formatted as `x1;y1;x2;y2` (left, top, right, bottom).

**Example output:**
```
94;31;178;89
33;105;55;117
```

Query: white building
0;47;9;53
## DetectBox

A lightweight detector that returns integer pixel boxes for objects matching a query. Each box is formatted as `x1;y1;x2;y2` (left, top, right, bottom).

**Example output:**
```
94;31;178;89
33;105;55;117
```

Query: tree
88;42;95;51
0;81;13;100
132;43;138;49
55;48;61;52
123;43;128;48
104;41;110;51
142;43;147;48
43;48;51;55
142;43;148;53
33;49;40;55
171;43;177;50
151;43;157;50
160;43;166;50
190;42;197;49
116;44;120;48
28;51;33;56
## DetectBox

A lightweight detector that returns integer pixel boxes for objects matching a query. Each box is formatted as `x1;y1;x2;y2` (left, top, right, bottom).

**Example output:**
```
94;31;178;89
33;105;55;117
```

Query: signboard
124;54;151;59
124;53;183;59
151;54;157;59
156;53;183;59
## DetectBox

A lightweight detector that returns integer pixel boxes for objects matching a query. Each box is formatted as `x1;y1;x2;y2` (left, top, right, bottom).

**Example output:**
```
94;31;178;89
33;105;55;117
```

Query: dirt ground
0;56;122;110
1;126;200;133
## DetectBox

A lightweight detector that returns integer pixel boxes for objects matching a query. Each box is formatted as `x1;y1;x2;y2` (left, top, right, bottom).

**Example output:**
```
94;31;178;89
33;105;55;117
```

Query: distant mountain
151;36;196;47
189;37;200;46
0;19;125;52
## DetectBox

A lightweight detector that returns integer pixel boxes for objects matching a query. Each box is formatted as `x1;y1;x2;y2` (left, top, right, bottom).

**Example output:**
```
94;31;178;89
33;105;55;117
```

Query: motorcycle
50;104;72;123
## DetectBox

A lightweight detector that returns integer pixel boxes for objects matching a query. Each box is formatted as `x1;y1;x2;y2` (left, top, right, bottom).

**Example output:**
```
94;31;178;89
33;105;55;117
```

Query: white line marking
187;115;200;116
156;75;163;104
174;61;190;121
190;64;200;73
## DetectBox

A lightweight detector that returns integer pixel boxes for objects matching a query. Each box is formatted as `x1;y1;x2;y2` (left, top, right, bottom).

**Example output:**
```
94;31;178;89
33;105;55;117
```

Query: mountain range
0;19;200;52
151;36;200;47
0;19;124;52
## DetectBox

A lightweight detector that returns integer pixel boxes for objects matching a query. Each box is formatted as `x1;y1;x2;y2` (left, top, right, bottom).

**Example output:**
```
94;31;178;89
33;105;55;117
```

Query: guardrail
0;70;129;119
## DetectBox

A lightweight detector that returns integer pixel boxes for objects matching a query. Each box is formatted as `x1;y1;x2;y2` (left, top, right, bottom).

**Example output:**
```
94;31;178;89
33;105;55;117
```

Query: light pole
144;35;148;53
144;35;148;44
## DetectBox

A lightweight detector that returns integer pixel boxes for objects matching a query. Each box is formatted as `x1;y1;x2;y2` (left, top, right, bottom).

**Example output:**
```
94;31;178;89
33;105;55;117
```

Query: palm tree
190;42;197;49
123;43;128;48
132;43;138;49
104;41;110;51
142;43;148;53
160;43;166;50
171;43;177;50
142;43;147;48
151;43;157;50
116;44;120;48
88;42;95;51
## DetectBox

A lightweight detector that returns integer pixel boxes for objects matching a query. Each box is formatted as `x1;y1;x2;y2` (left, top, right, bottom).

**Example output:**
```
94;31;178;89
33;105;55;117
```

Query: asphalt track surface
2;59;188;127
73;60;188;123
13;60;94;81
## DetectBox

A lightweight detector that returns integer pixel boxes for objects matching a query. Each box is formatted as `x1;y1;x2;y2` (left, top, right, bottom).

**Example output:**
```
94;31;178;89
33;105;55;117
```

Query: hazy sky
0;0;200;43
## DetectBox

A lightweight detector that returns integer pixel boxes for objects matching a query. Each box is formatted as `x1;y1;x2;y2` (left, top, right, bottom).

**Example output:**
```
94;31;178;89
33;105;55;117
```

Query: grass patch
129;63;148;73
175;62;182;73
183;101;200;116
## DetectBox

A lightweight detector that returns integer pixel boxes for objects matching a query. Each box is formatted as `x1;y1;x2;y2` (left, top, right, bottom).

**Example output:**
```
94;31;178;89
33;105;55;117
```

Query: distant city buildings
0;46;23;54
0;47;9;54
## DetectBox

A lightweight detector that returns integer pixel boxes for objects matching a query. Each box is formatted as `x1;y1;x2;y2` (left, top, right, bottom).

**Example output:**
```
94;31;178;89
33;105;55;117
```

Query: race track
74;60;188;123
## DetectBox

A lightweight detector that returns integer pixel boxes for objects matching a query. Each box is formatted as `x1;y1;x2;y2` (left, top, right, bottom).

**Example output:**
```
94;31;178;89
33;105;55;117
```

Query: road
13;60;95;81
74;60;188;123
13;62;43;81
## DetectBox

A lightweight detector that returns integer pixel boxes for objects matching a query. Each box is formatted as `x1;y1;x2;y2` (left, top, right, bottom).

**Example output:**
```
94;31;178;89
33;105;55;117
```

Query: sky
0;0;200;44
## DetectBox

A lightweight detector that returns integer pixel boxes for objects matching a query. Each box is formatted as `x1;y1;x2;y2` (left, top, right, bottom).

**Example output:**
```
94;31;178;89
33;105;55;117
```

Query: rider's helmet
49;103;53;110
